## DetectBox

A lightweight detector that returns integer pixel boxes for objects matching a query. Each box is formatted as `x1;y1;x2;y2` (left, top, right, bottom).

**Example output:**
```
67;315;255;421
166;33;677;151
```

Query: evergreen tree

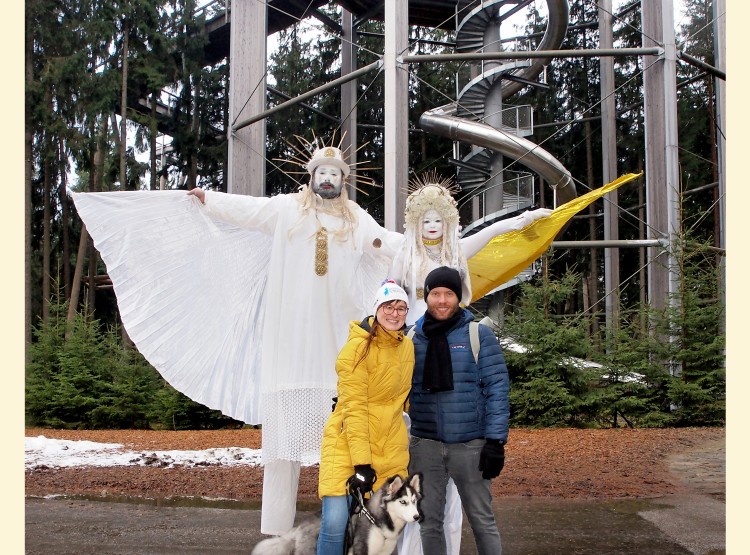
501;265;600;427
26;287;242;430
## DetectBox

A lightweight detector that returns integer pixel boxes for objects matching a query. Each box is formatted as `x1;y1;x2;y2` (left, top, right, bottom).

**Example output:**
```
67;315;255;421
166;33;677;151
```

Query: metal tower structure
147;0;724;331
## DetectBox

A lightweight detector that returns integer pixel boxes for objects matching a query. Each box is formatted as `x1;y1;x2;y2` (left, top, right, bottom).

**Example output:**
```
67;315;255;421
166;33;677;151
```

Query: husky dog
251;473;422;555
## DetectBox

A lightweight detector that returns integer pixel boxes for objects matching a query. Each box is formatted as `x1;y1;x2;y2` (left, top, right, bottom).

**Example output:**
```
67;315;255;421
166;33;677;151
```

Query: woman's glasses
380;304;408;316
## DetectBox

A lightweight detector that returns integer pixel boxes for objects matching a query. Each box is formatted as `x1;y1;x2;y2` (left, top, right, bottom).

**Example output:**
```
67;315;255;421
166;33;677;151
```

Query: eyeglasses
380;304;408;316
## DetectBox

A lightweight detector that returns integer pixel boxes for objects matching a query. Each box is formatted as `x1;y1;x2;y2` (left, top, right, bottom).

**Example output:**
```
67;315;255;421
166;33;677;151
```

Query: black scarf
421;310;463;392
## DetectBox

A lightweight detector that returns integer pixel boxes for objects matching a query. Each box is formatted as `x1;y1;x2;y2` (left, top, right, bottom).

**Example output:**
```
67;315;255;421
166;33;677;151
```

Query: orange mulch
25;426;724;502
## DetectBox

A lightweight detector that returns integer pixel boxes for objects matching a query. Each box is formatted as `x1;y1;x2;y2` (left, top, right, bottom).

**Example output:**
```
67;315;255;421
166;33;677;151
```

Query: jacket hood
348;316;406;346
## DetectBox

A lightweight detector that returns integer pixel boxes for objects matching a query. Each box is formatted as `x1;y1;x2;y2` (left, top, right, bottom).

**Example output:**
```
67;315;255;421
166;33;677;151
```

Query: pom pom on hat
373;280;409;314
424;266;462;301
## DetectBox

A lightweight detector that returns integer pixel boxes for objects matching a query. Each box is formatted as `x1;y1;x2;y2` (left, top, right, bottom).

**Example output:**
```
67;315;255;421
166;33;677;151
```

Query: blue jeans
317;495;351;555
408;436;502;555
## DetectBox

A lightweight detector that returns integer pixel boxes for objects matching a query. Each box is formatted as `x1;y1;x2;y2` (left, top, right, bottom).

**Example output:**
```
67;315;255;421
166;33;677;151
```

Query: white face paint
421;209;444;241
312;164;344;199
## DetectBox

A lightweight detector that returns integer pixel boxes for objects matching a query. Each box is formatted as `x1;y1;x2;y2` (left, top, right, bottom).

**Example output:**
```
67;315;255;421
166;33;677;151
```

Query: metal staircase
447;0;571;295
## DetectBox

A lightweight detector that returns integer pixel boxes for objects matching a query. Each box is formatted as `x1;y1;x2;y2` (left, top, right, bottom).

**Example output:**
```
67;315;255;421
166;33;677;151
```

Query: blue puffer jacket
408;308;510;444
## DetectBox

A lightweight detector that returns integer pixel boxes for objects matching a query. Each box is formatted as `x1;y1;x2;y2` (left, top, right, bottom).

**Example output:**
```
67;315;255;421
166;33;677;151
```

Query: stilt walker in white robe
71;143;403;536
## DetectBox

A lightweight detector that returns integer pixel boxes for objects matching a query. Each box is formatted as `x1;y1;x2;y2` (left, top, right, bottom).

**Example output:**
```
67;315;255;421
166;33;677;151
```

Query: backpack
407;316;494;364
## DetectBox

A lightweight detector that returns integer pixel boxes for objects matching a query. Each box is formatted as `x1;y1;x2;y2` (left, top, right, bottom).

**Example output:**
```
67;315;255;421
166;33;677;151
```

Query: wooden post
599;0;619;336
384;0;408;232
642;0;681;374
65;226;88;339
227;0;267;196
642;0;680;315
341;9;358;202
713;0;726;316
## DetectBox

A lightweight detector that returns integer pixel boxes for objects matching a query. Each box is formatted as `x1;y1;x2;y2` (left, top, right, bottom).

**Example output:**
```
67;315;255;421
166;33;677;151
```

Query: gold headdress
278;133;380;195
404;170;461;229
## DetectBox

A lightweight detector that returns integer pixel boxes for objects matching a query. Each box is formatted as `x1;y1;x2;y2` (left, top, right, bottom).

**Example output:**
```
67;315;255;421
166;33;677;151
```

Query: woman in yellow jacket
316;280;415;555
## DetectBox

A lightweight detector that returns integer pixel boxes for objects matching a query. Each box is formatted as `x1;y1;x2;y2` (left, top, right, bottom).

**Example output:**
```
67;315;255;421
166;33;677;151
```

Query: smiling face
311;164;344;199
376;300;408;331
421;209;444;241
426;286;460;321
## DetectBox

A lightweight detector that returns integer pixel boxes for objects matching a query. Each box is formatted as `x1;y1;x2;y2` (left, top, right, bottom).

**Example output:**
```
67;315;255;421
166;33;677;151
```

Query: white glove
522;208;553;226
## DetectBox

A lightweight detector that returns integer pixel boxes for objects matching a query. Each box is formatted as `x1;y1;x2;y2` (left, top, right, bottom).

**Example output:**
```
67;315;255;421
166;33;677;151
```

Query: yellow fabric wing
468;173;643;303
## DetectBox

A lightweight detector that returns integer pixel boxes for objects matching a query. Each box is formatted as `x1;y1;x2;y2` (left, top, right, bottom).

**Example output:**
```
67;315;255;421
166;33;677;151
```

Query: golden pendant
315;227;328;276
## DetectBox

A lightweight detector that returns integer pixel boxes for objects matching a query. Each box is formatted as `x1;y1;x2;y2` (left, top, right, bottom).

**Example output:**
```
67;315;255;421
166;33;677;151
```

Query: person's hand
187;188;205;204
525;207;553;223
347;464;377;496
478;439;505;479
331;396;338;412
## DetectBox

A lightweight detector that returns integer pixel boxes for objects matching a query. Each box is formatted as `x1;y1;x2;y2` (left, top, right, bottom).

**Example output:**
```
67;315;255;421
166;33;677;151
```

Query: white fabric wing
71;190;271;424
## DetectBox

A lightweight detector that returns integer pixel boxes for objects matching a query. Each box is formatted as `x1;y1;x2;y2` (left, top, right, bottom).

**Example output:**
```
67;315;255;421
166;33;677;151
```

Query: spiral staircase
428;0;573;299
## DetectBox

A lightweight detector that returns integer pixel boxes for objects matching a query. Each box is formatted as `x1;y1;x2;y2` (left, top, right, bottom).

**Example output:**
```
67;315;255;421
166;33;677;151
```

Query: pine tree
501;266;599;427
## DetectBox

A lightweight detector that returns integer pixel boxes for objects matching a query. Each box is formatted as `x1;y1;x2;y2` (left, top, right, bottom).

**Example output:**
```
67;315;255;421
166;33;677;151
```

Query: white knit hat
372;280;409;314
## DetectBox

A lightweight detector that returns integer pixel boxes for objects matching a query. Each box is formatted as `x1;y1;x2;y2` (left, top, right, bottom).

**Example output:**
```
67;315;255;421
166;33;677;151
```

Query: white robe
70;189;402;465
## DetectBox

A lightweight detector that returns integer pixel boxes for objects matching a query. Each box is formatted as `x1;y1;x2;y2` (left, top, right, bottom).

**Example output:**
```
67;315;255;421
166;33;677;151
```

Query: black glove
478;439;505;479
347;464;377;496
331;396;338;412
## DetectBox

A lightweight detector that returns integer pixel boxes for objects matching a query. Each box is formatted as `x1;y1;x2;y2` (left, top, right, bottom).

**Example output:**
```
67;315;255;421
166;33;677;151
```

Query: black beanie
424;266;462;301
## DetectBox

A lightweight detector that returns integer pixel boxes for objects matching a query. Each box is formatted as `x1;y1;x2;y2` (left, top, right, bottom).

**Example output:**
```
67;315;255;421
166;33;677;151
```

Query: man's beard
426;303;461;321
312;180;342;199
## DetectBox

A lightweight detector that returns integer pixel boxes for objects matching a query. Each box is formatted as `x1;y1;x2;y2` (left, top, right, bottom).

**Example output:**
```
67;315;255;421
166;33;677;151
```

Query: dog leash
352;489;376;525
344;485;376;554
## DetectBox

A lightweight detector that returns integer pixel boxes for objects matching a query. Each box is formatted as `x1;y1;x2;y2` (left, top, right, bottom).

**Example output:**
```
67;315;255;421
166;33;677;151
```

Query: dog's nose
412;514;420;521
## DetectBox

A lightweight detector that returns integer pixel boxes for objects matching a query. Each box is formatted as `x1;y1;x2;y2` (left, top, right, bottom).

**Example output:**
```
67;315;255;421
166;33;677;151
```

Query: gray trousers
408;436;502;555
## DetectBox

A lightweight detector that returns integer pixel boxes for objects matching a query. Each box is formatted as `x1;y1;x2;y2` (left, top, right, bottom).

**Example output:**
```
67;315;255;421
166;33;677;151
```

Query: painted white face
421;209;444;241
312;164;344;199
377;300;408;332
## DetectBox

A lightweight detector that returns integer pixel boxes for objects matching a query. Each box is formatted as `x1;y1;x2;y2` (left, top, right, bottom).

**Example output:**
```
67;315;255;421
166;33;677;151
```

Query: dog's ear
407;473;422;495
386;475;404;497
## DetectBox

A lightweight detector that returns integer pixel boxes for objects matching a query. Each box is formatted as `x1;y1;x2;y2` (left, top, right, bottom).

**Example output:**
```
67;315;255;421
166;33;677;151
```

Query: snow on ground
25;435;263;470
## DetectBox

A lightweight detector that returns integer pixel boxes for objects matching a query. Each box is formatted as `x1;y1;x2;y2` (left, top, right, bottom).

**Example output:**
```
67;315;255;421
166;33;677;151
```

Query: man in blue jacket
408;266;509;555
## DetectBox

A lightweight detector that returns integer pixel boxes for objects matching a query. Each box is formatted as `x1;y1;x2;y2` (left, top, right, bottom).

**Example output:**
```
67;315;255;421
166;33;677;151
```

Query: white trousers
260;459;301;535
397;478;463;555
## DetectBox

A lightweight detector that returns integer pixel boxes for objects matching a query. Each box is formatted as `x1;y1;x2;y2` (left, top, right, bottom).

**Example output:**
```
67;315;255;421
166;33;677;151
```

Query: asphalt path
26;437;726;555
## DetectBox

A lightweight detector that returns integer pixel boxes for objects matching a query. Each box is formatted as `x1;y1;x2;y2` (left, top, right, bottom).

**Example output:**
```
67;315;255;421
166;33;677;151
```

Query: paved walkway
26;437;727;555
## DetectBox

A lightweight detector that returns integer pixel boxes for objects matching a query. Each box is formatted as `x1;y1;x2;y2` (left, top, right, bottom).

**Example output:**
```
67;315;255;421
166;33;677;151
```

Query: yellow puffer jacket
318;317;415;498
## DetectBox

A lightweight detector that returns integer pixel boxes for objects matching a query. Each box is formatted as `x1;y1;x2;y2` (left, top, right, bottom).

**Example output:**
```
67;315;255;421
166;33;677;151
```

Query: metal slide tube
420;105;577;204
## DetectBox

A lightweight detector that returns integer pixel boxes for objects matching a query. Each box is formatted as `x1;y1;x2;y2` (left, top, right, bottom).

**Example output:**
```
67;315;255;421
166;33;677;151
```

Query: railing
501;104;533;135
460;171;535;219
